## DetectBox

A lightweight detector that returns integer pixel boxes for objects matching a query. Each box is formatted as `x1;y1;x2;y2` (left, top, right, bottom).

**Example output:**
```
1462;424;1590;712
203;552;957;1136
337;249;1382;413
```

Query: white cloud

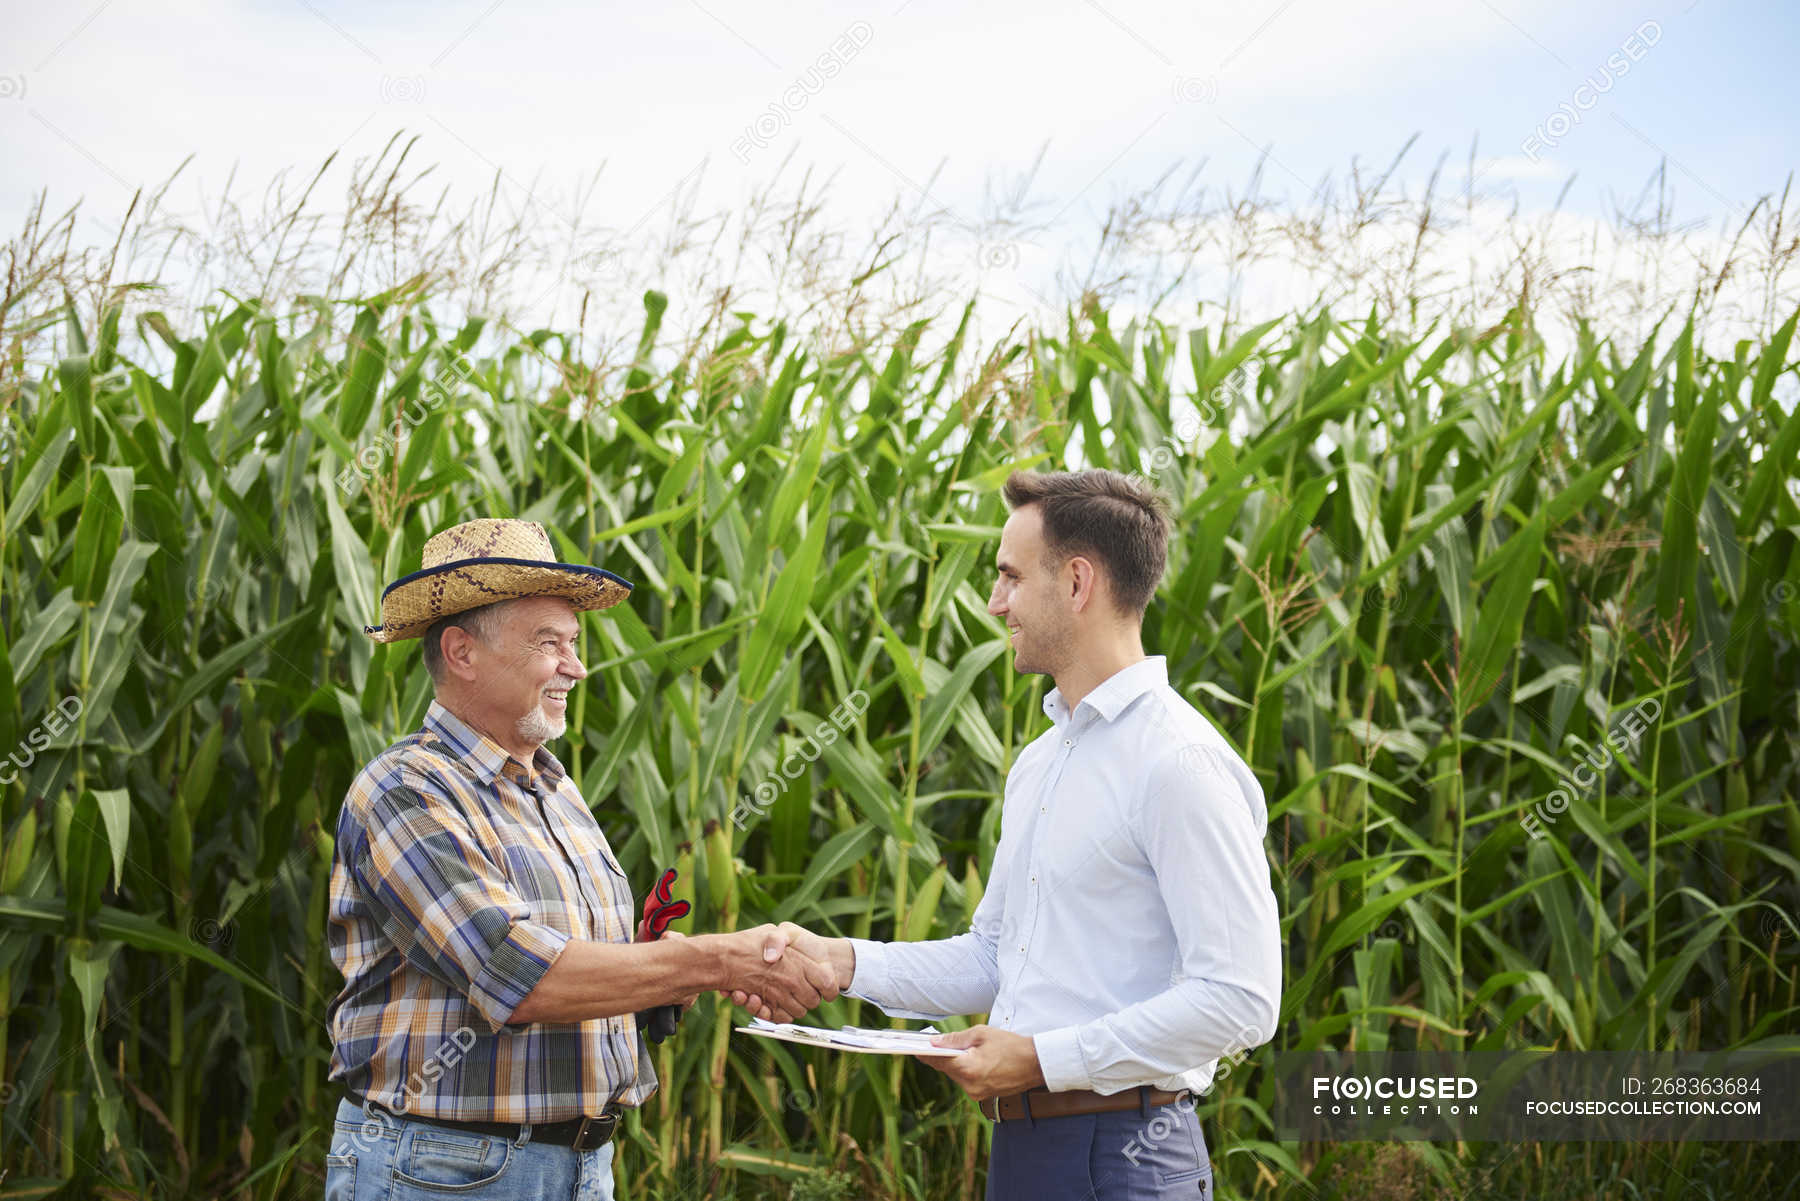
3;0;1788;372
1467;155;1567;181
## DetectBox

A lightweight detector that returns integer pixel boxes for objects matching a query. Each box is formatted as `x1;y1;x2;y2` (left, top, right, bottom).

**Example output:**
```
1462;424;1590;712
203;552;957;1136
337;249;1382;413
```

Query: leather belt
979;1085;1187;1122
346;1089;625;1152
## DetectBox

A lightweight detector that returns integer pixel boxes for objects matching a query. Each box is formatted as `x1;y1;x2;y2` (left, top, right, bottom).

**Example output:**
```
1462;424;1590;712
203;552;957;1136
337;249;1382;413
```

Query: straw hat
363;518;634;643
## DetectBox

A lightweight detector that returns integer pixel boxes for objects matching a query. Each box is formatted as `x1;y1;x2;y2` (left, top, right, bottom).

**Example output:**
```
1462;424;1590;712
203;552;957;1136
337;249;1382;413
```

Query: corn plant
0;278;1796;1201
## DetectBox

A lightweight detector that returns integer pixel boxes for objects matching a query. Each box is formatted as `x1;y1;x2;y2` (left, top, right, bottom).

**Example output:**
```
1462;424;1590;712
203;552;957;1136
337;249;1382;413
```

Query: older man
325;518;837;1201
769;471;1282;1200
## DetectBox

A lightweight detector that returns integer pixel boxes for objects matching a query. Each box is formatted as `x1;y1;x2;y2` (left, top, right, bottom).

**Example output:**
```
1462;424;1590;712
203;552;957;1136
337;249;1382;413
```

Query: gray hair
421;600;515;685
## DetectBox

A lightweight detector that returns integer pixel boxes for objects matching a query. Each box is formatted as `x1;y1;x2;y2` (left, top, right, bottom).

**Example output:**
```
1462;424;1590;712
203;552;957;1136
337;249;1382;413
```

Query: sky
2;0;1797;347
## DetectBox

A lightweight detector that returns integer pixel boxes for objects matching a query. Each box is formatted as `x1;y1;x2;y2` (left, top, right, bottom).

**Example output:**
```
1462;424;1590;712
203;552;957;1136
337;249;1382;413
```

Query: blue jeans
986;1100;1212;1200
325;1097;616;1201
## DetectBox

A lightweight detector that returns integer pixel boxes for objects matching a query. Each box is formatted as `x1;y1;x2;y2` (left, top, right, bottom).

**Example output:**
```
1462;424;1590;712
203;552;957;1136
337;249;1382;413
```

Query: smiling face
440;595;588;756
987;504;1077;677
498;597;586;743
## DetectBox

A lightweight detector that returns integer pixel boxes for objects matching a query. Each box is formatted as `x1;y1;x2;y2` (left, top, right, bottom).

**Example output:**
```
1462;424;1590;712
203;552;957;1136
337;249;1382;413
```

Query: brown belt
978;1085;1186;1122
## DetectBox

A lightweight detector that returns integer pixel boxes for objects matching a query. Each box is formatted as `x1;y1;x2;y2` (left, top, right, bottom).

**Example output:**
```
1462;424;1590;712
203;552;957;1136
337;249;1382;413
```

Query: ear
1066;555;1101;613
438;626;485;684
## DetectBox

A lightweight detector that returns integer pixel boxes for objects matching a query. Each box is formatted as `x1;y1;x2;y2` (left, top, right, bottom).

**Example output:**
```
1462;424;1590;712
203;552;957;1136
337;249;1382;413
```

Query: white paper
735;1016;969;1056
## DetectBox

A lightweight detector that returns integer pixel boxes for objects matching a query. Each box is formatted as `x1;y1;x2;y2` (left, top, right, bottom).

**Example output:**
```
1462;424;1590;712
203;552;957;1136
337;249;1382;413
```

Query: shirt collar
1042;655;1168;726
423;699;568;790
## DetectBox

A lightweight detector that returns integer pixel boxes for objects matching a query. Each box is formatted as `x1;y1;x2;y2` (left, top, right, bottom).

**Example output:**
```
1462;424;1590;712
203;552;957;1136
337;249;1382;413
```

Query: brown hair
1001;469;1172;615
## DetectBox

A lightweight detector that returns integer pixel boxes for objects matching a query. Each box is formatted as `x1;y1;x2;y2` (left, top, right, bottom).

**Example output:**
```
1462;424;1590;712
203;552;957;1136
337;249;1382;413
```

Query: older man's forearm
506;936;717;1025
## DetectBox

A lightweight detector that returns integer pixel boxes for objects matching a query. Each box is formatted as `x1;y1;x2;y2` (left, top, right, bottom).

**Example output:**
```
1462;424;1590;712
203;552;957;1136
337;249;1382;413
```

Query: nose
561;646;588;681
987;579;1007;617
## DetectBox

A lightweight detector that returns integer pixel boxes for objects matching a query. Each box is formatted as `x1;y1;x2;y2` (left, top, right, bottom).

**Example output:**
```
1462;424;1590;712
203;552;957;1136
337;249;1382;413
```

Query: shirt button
1064;739;1072;747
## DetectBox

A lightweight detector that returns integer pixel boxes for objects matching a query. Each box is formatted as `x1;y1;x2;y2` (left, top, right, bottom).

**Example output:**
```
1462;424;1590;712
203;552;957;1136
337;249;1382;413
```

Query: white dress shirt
846;655;1281;1095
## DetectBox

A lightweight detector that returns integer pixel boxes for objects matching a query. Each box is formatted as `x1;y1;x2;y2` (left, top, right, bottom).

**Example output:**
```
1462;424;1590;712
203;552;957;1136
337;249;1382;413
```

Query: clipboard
734;1017;969;1057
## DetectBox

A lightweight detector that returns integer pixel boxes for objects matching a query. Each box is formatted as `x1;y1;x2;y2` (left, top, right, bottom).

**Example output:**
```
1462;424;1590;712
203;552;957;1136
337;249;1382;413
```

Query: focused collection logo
1311;1074;1481;1116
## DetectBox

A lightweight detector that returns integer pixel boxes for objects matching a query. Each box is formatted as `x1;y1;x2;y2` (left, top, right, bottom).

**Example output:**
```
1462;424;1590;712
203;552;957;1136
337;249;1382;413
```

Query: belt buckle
571;1111;618;1151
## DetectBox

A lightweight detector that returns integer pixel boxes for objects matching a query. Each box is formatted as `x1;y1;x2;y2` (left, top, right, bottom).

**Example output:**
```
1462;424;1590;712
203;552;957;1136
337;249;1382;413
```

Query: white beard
516;702;566;745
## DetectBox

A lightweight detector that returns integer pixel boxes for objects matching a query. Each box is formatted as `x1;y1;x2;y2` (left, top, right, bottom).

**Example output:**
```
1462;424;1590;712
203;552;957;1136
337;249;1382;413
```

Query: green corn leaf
58;356;96;454
1656;376;1721;622
3;427;76;540
772;824;880;923
1459;507;1546;712
738;511;829;700
0;895;302;1011
916;639;1006;761
1737;308;1800;536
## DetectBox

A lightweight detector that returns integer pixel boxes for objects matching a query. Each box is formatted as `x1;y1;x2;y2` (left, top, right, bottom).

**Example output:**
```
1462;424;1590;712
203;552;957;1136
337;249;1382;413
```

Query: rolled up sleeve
349;781;570;1033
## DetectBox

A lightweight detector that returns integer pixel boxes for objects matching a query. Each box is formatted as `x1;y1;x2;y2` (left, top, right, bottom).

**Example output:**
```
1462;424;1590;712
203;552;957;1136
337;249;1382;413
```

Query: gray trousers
985;1100;1212;1200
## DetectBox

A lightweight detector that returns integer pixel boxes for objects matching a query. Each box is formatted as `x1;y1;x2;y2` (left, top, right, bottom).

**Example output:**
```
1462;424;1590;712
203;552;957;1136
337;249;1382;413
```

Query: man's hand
711;924;840;1022
923;1025;1047;1102
725;921;854;1011
779;921;856;990
713;925;785;1019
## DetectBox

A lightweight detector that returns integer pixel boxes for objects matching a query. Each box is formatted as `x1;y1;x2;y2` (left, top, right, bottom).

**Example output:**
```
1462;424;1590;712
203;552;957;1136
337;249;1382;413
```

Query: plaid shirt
326;699;655;1122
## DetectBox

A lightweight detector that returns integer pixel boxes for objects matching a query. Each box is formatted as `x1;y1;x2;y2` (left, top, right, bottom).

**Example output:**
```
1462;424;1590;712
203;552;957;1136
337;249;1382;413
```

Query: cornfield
1;269;1797;1199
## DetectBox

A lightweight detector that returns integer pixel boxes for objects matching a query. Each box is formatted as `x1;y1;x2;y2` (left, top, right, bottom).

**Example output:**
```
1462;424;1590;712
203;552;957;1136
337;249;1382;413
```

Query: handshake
627;869;855;1037
708;923;1034;1102
654;921;854;1025
712;921;856;1023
